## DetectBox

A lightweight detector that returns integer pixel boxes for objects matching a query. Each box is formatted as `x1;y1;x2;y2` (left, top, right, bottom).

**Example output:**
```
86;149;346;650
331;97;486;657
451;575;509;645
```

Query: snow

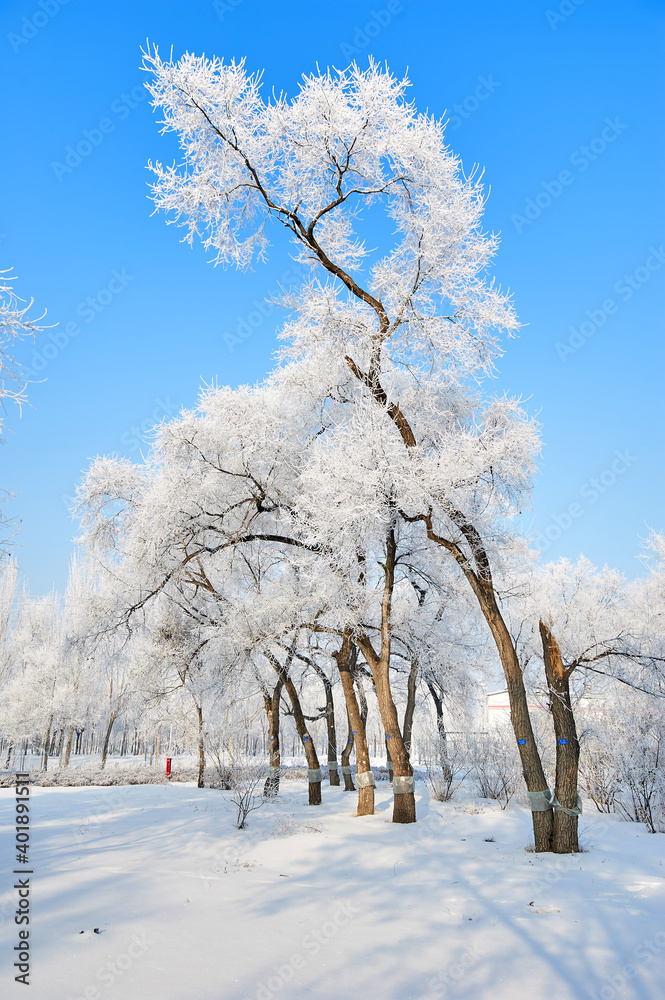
1;780;663;1000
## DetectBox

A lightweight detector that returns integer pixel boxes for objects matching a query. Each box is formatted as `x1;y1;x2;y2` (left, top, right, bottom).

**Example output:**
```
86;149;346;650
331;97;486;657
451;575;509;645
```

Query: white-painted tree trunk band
327;761;339;770
528;788;582;815
355;770;376;788
341;765;352;775
307;768;322;783
392;775;415;794
553;792;583;816
528;788;554;811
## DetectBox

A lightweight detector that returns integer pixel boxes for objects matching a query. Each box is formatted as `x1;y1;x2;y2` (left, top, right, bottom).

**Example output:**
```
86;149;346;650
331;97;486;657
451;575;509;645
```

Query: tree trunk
100;713;117;769
340;714;356;791
356;528;416;823
63;726;74;767
308;661;340;786
268;650;322;805
410;510;554;848
355;648;415;823
540;621;581;853
471;579;553;851
402;658;419;755
426;680;452;782
196;704;205;788
41;716;53;772
263;676;283;797
335;635;374;815
385;740;394;782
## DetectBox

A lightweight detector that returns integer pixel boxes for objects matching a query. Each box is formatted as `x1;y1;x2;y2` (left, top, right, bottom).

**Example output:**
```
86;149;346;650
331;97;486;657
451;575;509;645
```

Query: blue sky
1;0;663;595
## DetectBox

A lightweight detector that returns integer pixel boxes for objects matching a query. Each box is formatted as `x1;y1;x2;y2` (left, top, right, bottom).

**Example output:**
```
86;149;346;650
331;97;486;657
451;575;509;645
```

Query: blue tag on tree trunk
518;739;526;745
558;738;568;745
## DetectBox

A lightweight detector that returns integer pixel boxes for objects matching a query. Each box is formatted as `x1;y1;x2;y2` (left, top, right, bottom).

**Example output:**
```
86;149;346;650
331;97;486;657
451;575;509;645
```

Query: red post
166;757;172;778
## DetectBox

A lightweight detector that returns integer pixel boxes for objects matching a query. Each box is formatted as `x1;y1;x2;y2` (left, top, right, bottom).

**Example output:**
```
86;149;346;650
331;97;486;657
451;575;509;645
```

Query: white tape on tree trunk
269;766;280;773
327;761;339;770
355;770;376;788
552;793;583;816
307;768;322;783
341;765;352;775
528;788;554;812
392;775;415;794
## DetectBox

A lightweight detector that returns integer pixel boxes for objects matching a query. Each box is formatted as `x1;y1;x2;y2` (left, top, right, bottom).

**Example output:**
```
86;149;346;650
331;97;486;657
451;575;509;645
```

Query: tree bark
308;660;340;786
335;634;374;815
540;621;581;853
340;713;356;791
415;511;553;850
263;676;283;797
426;679;452;782
267;647;322;805
41;716;53;772
62;726;74;768
196;704;205;788
100;713;117;769
478;590;552;851
356;528;416;823
402;658;419;756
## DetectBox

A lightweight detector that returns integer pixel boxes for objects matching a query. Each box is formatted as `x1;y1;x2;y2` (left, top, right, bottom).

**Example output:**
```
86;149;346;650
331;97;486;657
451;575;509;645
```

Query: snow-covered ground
1;780;663;1000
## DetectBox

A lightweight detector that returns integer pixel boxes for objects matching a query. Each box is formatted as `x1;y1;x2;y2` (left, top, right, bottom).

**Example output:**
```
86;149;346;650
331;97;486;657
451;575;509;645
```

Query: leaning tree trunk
355;645;416;824
372;660;415;823
481;591;553;852
402;658;419;756
426;680;452;782
263;676;283;797
266;644;322;804
309;661;340;786
100;712;117;770
278;672;322;805
340;714;356;791
540;621;581;853
335;634;374;815
406;507;555;847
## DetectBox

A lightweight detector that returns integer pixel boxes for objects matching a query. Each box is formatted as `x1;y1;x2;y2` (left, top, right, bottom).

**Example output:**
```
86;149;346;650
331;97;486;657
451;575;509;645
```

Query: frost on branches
2;55;662;856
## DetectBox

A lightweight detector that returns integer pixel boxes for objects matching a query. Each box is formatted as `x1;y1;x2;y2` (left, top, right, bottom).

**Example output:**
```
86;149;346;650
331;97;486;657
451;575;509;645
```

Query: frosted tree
141;51;554;840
